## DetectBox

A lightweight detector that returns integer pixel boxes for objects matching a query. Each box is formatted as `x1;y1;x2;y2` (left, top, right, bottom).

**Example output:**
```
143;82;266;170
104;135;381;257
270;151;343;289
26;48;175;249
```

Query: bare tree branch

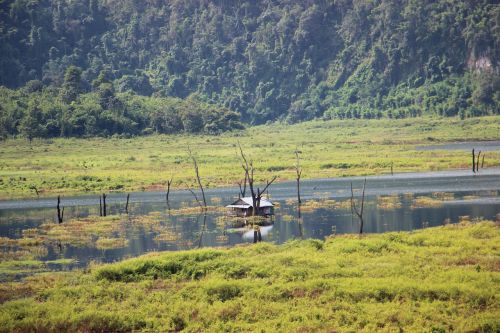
238;142;277;216
187;186;203;208
188;146;207;208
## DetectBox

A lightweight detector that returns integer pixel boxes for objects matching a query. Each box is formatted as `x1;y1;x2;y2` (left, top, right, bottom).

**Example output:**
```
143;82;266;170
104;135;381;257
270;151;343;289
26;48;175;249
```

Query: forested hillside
0;0;499;138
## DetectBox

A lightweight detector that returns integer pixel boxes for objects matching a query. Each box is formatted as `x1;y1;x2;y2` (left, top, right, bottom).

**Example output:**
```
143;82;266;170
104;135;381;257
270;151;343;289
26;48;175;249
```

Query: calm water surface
416;140;500;151
1;168;499;275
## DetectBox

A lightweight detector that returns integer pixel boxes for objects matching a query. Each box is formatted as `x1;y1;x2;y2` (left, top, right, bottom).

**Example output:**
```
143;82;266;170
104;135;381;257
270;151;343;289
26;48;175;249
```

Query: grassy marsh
0;221;498;332
1;117;499;199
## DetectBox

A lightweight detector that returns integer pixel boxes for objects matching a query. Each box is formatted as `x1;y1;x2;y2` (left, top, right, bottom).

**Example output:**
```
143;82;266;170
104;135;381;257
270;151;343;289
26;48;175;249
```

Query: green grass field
1;116;499;199
0;221;498;332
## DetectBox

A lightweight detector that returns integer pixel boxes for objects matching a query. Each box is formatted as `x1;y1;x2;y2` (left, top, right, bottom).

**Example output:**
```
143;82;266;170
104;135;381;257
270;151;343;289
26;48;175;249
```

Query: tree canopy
0;0;498;138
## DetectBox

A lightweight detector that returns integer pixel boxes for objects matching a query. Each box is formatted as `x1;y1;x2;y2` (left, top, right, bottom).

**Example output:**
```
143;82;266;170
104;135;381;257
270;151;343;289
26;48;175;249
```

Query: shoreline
1;166;500;206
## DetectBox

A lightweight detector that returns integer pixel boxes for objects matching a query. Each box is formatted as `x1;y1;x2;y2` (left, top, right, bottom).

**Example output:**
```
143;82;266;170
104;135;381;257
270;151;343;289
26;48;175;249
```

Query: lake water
1;168;499;278
416;140;500;152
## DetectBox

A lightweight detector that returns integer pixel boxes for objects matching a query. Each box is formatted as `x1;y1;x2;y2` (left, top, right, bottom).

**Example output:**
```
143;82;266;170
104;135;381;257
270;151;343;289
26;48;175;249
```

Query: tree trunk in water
56;196;63;224
476;151;481;172
296;178;301;204
472;149;475;173
102;193;107;217
166;178;172;204
295;150;302;204
125;193;130;214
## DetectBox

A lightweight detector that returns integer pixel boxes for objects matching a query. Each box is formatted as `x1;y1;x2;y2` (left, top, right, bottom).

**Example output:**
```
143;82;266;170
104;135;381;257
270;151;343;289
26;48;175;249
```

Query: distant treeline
0;0;499;138
0;66;243;139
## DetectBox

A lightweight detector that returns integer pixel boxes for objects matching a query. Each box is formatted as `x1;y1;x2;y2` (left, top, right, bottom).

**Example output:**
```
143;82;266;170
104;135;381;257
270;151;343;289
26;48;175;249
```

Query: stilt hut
226;197;274;217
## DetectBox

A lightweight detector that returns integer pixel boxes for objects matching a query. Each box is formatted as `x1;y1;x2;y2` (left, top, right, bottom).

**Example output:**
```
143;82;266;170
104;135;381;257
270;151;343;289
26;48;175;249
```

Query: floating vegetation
0;258;77;281
95;238;129;250
403;192;414;200
299;199;351;212
167;205;224;216
210;197;222;204
45;258;76;265
215;215;232;228
0;237;18;247
411;192;463;209
0;260;46;279
39;215;123;247
218;215;272;228
377;195;402;210
281;214;295;222
130;212;163;232
300;199;338;212
462;195;480;201
154;229;181;243
22;228;39;238
411;196;444;209
336;199;353;209
312;192;333;200
432;192;454;201
215;235;229;244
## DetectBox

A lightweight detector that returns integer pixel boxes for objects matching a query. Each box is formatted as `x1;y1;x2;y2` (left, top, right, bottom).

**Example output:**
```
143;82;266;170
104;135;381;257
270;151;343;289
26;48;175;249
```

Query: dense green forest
0;0;499;138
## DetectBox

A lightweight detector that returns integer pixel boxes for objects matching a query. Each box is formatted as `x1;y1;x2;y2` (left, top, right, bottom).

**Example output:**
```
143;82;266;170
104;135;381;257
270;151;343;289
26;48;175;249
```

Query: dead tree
238;142;277;215
166;177;173;203
102;193;107;217
56;195;64;224
476;150;481;172
390;161;394;176
125;193;130;214
481;154;485;169
99;197;102;216
350;178;367;234
188;147;207;208
295;149;302;204
238;142;255;210
472;149;476;173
